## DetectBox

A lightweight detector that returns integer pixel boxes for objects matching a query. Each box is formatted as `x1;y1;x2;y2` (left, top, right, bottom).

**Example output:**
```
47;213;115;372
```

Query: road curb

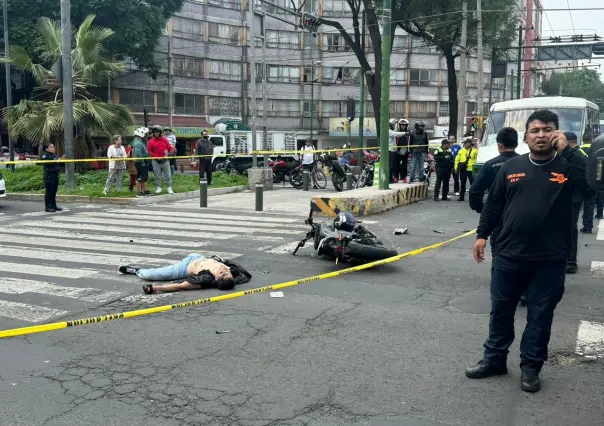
5;185;247;205
311;182;428;217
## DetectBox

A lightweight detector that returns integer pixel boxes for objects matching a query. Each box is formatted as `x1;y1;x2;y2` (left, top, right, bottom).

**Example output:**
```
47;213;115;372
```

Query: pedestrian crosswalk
0;204;353;327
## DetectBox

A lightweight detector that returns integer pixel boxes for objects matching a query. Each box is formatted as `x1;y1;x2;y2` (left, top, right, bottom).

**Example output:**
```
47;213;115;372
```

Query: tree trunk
443;48;459;139
366;73;381;140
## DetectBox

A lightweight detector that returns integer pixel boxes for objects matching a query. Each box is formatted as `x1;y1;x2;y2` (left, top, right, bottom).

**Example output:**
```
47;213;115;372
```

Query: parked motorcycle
293;210;398;264
423;153;435;185
270;157;299;184
354;160;375;189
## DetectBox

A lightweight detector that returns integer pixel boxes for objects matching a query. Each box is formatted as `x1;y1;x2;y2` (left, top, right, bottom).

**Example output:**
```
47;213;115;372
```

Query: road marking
13;222;238;240
590;261;604;277
265;241;301;254
0;300;68;323
597;226;603;241
0;227;209;249
0;261;104;279
575;320;604;358
76;211;308;230
0;277;124;303
20;210;70;216
104;209;301;224
47;216;301;235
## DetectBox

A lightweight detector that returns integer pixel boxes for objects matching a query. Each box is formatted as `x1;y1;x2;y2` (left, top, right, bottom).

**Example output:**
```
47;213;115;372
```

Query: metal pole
261;2;268;167
378;0;392;190
303;169;309;191
510;69;514;100
249;4;258;168
255;183;263;211
199;178;207;208
346;171;353;190
476;0;484;141
517;25;522;100
310;63;314;144
60;0;75;188
167;30;173;129
3;0;13;172
457;0;468;141
358;9;366;167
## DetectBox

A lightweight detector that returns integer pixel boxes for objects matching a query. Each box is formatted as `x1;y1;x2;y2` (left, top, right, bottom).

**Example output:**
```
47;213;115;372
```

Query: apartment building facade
110;0;527;150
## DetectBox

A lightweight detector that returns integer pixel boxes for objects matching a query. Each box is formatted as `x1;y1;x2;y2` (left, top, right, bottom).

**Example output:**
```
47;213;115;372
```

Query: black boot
45;207;56;213
465;359;508;379
520;371;541;392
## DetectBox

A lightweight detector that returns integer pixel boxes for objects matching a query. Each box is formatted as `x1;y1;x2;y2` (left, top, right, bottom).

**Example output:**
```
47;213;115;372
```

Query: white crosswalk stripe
575;320;604;359
0;204;354;326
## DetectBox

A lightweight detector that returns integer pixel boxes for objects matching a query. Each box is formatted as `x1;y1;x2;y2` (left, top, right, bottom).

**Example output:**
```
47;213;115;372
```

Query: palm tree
0;14;134;172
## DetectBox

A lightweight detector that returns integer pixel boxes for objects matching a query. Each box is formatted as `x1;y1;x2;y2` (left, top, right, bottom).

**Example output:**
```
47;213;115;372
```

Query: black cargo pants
483;255;565;374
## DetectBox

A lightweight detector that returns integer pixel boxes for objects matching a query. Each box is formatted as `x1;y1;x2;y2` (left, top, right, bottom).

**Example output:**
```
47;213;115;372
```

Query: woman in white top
104;135;127;195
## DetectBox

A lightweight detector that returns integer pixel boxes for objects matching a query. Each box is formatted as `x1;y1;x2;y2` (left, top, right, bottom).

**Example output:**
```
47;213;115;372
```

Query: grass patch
3;166;248;198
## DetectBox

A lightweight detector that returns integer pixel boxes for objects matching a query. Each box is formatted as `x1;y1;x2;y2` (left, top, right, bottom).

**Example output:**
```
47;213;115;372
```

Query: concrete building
110;0;535;151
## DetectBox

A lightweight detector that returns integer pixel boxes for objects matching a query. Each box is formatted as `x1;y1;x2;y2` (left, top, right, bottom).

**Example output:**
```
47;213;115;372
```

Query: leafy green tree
1;15;134;174
541;69;604;103
2;0;184;76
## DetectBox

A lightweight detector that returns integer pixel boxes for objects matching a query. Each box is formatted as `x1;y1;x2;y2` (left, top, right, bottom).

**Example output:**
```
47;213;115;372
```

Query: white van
475;97;601;175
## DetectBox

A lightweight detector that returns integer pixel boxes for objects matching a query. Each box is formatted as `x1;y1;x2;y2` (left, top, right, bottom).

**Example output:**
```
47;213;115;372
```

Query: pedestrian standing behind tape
104;135;127;195
449;135;462;195
432;138;454;201
454;139;477;202
408;121;429;182
40;143;63;213
468;109;590;393
132;127;150;197
196;129;214;185
124;140;138;192
147;125;175;194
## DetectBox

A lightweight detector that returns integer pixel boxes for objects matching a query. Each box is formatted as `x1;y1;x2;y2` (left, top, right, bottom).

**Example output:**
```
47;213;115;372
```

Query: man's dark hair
496;127;518;149
525;109;559;132
583;132;593;143
441;138;449;145
216;278;235;291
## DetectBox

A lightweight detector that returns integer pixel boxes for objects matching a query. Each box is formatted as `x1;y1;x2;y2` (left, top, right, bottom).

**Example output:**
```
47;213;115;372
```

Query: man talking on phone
465;110;589;392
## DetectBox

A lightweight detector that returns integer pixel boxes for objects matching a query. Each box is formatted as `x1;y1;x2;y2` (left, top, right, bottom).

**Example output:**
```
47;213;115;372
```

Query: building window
303;66;317;82
266;30;299;49
173;56;204;78
322;33;351;52
390;101;405;117
175;94;205;115
118;89;155;113
303;101;318;117
258;0;289;14
392;35;407;52
408;101;437;118
208;0;241;10
390;70;406;85
323;67;360;85
322;0;349;17
172;17;203;41
439;102;449;116
208;23;240;45
208;96;241;115
411;36;433;54
467;72;477;88
409;69;439;86
267;65;300;83
209;60;242;81
268;99;300;117
466;102;477;115
303;33;318;50
322;100;344;117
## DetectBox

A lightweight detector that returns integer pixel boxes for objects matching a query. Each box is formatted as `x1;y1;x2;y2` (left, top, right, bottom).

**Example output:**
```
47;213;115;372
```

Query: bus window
587;107;600;137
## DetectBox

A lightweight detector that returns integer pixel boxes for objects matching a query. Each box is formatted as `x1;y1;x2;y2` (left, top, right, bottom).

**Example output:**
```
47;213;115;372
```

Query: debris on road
270;291;284;298
216;330;233;334
393;227;408;235
433;229;444;233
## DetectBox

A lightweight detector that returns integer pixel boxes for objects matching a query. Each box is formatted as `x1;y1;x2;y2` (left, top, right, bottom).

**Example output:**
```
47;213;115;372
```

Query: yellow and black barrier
0;229;476;339
0;143;436;166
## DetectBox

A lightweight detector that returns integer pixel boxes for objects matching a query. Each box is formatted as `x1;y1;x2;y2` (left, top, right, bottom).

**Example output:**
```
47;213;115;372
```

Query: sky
542;0;604;76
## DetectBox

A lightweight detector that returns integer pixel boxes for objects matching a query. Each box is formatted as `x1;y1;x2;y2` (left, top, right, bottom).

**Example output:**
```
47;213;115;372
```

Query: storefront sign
328;118;378;137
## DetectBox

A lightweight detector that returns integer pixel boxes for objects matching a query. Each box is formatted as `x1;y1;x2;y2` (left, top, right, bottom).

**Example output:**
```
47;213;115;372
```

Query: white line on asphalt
0;277;125;303
597;226;603;241
12;222;238;240
76;211;308;230
103;209;301;224
0;300;68;323
20;210;70;216
590;261;604;277
575;320;604;358
0;261;103;279
0;227;209;249
47;216;301;235
264;241;301;254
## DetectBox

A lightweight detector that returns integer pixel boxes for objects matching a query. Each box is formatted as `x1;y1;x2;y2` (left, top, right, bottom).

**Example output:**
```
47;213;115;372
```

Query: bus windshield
483;108;584;146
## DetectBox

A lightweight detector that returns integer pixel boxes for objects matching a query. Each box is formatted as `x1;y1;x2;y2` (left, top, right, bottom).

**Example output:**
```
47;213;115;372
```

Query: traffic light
301;12;321;33
471;116;478;130
478;116;484;129
593;43;604;56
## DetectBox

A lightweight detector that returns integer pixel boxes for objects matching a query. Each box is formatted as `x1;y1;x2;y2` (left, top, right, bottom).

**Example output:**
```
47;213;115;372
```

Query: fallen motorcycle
292;210;398;264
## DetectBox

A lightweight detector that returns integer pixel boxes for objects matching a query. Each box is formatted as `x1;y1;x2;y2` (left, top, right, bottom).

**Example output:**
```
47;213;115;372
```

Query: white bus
474;97;601;175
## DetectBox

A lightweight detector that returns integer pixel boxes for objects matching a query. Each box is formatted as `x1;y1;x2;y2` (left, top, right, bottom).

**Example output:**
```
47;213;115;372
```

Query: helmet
415;121;425;131
333;211;356;232
151;124;163;133
133;127;147;138
389;118;397;130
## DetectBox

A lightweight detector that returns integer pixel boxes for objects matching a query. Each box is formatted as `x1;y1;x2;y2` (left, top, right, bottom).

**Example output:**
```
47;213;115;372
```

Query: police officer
578;133;595;233
41;143;62;213
433;139;454;201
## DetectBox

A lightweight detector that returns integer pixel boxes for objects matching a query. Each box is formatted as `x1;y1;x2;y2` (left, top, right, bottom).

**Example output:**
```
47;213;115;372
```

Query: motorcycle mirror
587;135;604;191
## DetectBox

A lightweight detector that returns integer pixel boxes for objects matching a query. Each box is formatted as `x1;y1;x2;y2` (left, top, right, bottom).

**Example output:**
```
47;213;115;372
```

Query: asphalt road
0;193;603;425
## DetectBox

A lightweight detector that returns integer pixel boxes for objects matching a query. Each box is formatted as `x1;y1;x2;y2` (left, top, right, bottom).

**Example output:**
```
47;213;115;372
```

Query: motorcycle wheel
345;241;398;262
332;173;344;192
355;174;367;189
290;169;304;189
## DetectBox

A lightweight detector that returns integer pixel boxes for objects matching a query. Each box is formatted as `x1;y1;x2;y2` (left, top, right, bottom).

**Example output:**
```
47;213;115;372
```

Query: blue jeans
136;253;206;281
409;152;426;182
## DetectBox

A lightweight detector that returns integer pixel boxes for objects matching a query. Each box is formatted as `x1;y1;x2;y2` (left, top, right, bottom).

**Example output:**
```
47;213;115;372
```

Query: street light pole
61;0;75;188
3;0;13;172
309;60;321;143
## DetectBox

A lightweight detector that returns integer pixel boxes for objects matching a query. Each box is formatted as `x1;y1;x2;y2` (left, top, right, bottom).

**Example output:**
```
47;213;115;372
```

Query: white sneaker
155;187;162;194
455;192;460;196
167;187;174;194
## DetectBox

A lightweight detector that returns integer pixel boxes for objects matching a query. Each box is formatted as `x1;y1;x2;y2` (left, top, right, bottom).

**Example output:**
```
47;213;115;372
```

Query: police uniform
433;141;454;200
578;142;598;230
41;149;62;212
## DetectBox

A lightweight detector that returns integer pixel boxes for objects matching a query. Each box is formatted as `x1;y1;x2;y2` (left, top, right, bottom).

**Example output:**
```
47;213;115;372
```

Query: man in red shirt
147;125;175;194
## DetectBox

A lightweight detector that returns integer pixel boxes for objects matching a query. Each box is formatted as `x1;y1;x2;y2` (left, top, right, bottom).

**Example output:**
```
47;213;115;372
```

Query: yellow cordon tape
0;229;476;339
0;144;436;166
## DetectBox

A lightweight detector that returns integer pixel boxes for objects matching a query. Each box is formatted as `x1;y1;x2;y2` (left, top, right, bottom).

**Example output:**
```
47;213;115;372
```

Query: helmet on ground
134;127;147;138
151;124;163;133
333;211;356;232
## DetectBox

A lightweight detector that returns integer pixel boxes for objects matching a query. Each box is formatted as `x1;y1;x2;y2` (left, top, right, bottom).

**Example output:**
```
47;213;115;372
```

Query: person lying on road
118;254;252;294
